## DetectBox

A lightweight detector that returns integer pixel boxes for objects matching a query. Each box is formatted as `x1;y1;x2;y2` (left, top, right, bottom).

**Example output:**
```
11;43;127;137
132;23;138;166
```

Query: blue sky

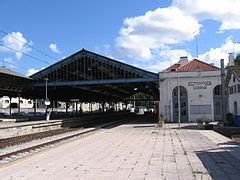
0;0;240;75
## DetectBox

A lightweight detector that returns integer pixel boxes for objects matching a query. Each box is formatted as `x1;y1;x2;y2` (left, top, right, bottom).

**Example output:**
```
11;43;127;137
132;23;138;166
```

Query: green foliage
127;92;155;108
196;116;211;124
235;54;240;65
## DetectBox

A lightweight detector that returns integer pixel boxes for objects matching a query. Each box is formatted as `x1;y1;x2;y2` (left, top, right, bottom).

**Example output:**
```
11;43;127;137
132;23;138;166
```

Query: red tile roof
164;63;181;72
164;59;220;72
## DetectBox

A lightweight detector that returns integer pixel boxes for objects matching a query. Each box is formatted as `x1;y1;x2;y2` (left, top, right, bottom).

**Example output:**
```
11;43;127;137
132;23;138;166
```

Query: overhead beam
33;77;158;87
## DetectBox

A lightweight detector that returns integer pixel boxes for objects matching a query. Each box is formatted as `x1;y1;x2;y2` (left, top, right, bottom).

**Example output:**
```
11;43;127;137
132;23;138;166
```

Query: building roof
0;66;31;79
164;59;220;72
230;65;240;80
29;49;159;101
164;63;181;72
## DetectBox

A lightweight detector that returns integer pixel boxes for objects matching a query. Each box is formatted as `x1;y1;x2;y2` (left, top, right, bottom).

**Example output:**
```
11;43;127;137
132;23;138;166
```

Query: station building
226;62;240;116
159;57;222;122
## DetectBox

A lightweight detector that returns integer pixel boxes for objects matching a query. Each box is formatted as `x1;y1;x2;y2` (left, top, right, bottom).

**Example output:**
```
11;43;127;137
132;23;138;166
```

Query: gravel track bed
0;128;80;148
0;127;96;164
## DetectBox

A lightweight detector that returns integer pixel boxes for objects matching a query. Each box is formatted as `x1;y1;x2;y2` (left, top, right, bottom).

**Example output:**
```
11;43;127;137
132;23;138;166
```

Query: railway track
0;116;136;164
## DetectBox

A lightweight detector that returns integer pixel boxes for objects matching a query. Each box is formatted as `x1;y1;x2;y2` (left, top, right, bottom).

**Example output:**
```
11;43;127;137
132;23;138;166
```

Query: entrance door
213;85;222;121
172;86;188;122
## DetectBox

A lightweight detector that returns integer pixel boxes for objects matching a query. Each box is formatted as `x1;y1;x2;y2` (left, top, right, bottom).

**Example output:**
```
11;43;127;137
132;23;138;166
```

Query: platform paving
1;121;240;179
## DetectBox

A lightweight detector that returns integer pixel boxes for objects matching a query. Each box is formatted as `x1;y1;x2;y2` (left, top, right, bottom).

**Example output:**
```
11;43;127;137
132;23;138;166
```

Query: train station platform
1;120;240;179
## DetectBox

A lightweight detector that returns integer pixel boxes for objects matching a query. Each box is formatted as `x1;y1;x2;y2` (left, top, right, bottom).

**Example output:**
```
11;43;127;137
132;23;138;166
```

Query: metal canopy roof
27;49;159;101
0;66;33;97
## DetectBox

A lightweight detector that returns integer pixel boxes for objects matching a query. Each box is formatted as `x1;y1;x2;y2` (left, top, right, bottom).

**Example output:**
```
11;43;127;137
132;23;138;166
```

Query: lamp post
45;78;48;101
44;78;50;121
177;72;181;129
133;88;138;111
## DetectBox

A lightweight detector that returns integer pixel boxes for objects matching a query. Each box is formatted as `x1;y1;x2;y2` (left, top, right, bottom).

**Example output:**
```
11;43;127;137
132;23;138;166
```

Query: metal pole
18;94;21;115
177;72;181;129
34;99;37;116
45;78;49;121
195;36;199;58
45;78;48;100
134;94;135;110
220;59;226;124
9;97;12;116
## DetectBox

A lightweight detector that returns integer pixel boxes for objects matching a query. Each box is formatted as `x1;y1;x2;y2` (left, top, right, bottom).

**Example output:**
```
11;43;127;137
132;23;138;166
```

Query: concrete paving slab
1;122;240;179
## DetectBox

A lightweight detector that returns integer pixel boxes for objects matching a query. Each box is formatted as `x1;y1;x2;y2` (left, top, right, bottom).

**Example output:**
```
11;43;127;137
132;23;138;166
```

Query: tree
235;53;240;65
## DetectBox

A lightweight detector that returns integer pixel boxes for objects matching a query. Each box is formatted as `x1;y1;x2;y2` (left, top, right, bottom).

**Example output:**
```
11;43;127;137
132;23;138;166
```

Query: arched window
213;85;223;121
172;86;188;122
5;100;9;104
213;85;222;96
172;86;187;97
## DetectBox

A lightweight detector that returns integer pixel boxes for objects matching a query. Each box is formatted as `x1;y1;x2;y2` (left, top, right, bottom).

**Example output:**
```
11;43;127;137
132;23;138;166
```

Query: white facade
159;71;221;122
0;96;33;109
228;72;240;116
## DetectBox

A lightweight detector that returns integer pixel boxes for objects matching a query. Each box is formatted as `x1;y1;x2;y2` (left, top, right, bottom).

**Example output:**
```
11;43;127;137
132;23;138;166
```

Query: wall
228;73;240;116
159;73;221;122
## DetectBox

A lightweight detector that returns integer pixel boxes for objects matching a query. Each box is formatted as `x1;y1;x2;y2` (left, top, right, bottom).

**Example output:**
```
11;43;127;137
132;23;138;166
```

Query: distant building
159;57;221;122
226;63;240;116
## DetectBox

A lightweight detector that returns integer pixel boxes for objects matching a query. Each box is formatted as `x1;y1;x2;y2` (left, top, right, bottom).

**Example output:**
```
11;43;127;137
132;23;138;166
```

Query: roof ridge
176;59;219;72
175;59;192;71
192;59;219;69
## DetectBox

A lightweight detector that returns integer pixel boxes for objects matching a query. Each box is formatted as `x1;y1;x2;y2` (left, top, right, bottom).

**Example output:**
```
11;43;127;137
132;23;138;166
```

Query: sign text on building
188;81;212;89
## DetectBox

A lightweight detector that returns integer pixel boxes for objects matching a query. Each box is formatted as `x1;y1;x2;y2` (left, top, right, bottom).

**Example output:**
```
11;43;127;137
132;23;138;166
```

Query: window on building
215;102;221;115
28;100;32;104
5;100;9;104
233;76;236;82
214;85;222;95
173;86;187;97
234;85;237;94
230;86;234;94
234;101;238;116
20;100;23;104
238;85;240;93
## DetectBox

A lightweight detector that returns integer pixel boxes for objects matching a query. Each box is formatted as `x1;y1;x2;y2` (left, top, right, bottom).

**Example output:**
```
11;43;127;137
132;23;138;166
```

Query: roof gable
0;66;31;79
30;49;158;80
164;59;220;72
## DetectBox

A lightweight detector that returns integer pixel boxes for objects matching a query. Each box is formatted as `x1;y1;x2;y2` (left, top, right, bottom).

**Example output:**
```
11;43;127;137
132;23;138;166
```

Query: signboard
188;81;212;89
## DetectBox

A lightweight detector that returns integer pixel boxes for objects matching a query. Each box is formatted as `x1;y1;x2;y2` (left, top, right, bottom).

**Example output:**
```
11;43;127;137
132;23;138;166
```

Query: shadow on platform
195;141;240;179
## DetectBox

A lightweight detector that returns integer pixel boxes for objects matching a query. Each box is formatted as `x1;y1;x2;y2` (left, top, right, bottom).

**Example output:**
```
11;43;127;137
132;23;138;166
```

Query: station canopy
26;49;159;102
0;66;32;98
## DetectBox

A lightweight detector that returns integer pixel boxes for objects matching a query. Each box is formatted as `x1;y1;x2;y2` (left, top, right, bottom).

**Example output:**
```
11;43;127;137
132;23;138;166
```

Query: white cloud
26;66;46;76
49;43;60;53
198;37;240;66
0;32;31;59
2;57;16;68
141;48;191;72
26;68;39;76
3;57;13;63
173;0;240;31
115;6;201;60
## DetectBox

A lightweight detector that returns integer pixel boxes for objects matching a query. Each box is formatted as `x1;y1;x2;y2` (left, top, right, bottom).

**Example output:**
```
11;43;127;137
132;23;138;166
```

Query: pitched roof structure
164;63;181;72
28;49;159;101
0;66;32;97
229;65;240;81
0;66;31;79
164;59;220;72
